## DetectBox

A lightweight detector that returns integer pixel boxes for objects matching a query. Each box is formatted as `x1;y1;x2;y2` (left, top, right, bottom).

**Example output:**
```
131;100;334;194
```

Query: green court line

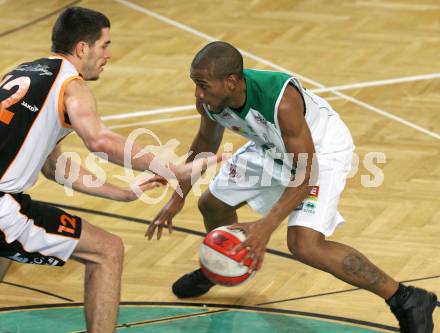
116;310;386;333
0;306;388;333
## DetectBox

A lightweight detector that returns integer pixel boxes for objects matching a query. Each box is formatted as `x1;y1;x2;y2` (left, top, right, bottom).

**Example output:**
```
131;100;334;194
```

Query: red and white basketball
199;226;255;286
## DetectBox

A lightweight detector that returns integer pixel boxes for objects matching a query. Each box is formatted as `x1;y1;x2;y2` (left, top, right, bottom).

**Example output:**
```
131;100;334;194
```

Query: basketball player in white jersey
0;7;220;333
147;41;437;332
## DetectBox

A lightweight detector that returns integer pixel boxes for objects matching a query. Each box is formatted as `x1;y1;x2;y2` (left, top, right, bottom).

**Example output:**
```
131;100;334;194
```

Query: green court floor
0;305;391;333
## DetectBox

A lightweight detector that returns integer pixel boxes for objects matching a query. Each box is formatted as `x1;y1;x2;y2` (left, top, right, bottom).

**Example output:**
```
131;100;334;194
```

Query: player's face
190;67;229;113
82;28;112;81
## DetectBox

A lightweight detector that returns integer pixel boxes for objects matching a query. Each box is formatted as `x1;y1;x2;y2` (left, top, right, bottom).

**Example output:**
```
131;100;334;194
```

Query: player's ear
74;41;88;59
225;73;240;90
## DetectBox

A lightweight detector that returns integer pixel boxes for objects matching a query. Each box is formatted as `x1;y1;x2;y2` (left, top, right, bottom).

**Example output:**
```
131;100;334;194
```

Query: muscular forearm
89;130;157;171
264;153;319;229
264;181;312;229
45;158;132;201
90;130;198;186
69;167;130;201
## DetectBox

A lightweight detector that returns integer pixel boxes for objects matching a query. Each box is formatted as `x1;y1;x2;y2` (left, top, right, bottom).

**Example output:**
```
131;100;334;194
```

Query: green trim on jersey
238;69;292;123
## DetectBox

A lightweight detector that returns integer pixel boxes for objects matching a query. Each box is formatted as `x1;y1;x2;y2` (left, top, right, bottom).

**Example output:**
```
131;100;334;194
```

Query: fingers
149;175;168;185
245;248;263;272
145;221;158;239
146;215;174;240
231;241;246;255
146;220;163;240
157;221;163;240
167;218;173;234
232;241;265;272
145;209;163;239
140;181;161;191
135;174;167;193
228;223;246;232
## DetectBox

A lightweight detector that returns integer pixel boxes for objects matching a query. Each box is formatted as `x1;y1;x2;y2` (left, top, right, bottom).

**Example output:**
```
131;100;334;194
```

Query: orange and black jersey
0;57;81;193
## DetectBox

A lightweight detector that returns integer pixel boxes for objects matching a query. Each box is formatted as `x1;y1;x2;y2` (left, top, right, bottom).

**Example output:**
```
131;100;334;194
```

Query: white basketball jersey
203;69;352;162
0;57;81;193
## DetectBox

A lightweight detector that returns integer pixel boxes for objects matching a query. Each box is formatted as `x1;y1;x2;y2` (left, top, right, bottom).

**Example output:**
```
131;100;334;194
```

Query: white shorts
210;120;354;237
0;192;82;266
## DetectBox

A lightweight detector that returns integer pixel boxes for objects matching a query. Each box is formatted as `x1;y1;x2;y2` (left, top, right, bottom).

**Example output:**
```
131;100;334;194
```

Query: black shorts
0;192;82;266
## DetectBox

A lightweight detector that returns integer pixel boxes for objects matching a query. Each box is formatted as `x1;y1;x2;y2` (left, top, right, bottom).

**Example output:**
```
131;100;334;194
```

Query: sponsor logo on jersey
253;113;268;127
8;252;29;263
228;163;242;183
294;201;317;214
8;252;60;266
303;201;316;214
15;64;53;76
307;185;319;201
21;101;39;112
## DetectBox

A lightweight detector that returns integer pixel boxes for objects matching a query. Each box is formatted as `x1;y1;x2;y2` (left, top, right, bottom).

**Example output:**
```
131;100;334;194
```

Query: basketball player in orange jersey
0;7;221;333
148;41;437;332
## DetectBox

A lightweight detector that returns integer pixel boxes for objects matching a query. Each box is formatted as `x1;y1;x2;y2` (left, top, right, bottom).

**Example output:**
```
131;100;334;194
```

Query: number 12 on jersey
0;75;31;125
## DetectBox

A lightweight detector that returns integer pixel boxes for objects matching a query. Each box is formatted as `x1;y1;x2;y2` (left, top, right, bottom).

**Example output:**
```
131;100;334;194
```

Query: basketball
199;226;255;286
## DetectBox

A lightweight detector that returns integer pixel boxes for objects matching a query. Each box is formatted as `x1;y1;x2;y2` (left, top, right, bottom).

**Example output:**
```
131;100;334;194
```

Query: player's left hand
228;219;276;272
121;175;167;201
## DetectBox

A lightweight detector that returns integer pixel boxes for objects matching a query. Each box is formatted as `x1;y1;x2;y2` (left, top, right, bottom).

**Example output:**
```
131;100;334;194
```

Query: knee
198;192;219;216
101;233;124;264
287;237;310;262
111;234;124;257
287;233;323;265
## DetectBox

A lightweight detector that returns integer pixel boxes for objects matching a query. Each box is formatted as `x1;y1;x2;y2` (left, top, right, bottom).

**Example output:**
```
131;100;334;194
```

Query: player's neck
228;79;246;110
53;53;84;78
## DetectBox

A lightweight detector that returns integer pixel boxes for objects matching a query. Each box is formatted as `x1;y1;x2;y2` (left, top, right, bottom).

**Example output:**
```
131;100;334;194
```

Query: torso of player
203;69;338;159
0;56;81;193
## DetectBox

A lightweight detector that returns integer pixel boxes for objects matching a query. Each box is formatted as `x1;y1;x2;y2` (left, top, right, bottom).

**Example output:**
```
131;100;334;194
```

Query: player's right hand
145;194;184;240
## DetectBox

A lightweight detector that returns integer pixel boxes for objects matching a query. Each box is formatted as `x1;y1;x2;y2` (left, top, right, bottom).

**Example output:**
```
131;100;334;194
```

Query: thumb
231;239;248;255
228;223;246;232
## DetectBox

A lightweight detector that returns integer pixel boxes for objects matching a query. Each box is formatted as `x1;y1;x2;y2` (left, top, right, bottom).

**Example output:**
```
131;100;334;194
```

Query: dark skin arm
146;101;225;239
230;84;318;271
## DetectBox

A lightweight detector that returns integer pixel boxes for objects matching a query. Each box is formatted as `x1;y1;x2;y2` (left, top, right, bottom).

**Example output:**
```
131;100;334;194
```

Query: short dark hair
191;41;243;79
51;6;110;55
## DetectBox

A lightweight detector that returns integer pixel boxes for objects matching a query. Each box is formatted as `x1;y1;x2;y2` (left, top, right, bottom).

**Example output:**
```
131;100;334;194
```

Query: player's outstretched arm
42;144;165;201
63;80;221;182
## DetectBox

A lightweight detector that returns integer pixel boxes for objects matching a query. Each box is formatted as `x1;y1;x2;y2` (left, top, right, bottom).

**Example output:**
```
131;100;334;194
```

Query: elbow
42;168;55;180
41;163;56;181
86;132;112;153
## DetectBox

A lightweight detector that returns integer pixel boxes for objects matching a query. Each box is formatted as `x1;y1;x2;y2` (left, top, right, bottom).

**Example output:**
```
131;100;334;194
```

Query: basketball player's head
51;7;111;80
190;41;244;113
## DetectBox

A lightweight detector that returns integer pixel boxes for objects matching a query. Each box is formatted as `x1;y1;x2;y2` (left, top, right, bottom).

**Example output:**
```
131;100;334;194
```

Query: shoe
388;286;437;333
172;268;215;298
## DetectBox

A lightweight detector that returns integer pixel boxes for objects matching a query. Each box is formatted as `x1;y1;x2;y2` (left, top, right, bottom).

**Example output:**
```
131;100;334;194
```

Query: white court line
100;71;436;122
101;70;437;122
321;96;344;102
108;114;200;129
114;0;440;141
102;104;194;121
313;72;440;94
